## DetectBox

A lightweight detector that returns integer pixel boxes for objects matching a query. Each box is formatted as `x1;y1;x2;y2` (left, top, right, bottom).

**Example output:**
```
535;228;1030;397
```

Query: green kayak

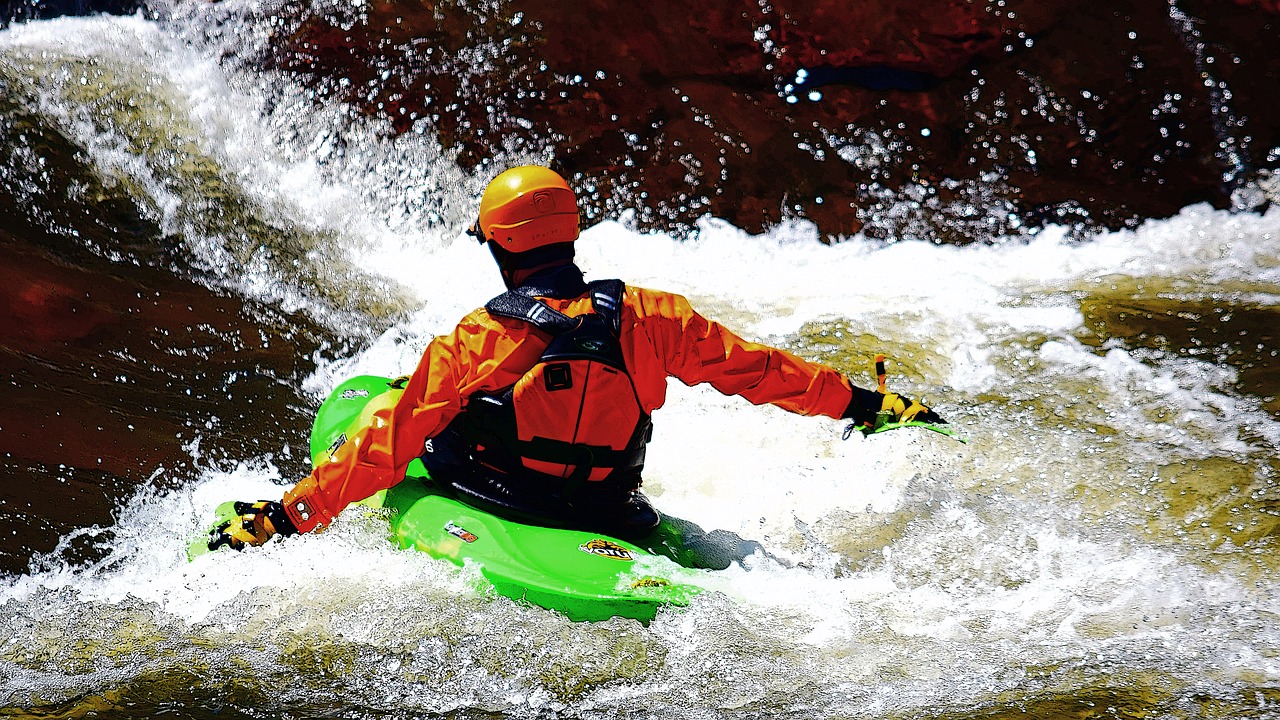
194;375;708;623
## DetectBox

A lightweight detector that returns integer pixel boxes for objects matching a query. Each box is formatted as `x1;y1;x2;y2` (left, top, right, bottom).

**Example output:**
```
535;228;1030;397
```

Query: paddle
186;500;240;561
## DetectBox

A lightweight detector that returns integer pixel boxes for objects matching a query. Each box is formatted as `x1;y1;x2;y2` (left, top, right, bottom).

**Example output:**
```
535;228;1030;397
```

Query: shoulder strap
587;279;625;335
486;279;625;336
485;292;577;334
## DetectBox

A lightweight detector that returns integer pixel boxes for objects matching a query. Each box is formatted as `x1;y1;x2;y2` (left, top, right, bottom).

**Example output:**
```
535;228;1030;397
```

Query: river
1;8;1279;720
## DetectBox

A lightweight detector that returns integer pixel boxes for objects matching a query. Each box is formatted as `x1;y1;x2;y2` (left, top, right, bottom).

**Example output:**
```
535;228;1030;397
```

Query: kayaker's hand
878;391;945;425
207;500;297;551
844;383;946;429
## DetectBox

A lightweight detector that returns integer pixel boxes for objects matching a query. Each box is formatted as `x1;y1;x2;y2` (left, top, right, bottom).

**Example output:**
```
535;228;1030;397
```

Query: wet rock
0;223;331;573
240;0;1278;241
0;110;332;573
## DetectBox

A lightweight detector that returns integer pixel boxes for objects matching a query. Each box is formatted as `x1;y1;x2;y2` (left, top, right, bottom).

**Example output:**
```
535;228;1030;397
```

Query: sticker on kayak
579;538;633;561
326;433;347;460
340;388;370;399
444;521;478;543
631;577;670;588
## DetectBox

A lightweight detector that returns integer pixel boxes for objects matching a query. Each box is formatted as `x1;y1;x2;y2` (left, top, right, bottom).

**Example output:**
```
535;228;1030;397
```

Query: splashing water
2;12;1279;720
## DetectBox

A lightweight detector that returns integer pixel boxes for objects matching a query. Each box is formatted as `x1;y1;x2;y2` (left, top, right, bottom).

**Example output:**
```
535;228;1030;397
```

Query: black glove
844;384;947;429
207;500;297;552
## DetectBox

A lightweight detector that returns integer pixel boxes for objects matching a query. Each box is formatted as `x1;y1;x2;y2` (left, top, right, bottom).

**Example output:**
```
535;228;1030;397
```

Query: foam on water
2;11;1279;719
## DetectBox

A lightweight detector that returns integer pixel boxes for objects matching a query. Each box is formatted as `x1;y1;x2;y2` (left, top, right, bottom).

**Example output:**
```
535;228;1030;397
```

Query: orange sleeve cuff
282;475;337;534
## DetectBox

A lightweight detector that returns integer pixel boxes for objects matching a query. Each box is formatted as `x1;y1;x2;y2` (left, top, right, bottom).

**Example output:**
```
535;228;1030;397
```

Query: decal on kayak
326;433;347;460
444;521;478;543
579;538;633;561
340;388;370;399
631;577;670;588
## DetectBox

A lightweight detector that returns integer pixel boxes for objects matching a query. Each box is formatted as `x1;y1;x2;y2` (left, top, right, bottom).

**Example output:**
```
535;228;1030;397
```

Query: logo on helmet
532;189;557;214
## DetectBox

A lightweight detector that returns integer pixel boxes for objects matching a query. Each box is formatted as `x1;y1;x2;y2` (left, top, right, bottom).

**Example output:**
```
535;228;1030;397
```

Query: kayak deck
375;475;704;623
313;375;708;623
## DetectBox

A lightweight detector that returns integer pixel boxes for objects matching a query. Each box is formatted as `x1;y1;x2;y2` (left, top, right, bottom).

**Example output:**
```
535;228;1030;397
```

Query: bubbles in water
3;9;1279;720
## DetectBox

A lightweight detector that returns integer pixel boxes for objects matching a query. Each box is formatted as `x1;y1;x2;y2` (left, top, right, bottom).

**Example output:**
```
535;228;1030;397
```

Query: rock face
248;0;1278;241
10;0;1275;240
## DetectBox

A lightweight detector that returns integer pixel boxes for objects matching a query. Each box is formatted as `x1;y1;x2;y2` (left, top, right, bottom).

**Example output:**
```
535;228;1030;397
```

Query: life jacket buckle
544;362;573;391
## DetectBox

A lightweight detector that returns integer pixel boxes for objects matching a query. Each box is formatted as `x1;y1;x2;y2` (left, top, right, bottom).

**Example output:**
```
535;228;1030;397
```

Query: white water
2;13;1279;719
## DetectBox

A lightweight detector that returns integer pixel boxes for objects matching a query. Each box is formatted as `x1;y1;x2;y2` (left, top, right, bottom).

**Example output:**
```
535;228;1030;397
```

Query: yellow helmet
469;166;580;253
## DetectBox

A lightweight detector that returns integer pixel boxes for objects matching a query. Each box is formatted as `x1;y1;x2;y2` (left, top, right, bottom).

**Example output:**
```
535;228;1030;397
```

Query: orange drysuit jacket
282;284;855;533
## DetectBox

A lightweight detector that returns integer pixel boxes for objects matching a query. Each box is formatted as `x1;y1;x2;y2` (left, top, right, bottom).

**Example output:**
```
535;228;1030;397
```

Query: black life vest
454;279;652;495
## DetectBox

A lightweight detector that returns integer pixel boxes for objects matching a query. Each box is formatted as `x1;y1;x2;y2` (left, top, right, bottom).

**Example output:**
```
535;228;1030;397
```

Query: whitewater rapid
2;12;1279;720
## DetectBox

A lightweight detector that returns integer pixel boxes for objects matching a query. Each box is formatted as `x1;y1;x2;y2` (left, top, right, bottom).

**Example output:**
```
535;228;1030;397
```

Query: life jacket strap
459;410;650;475
587;279;625;335
486;279;626;336
486;292;577;334
517;435;647;472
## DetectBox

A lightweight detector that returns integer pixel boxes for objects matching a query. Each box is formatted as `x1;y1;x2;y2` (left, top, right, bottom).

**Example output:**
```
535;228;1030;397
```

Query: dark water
1;3;1279;719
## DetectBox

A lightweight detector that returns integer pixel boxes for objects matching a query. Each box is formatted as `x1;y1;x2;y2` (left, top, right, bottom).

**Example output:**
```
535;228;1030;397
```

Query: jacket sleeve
282;310;541;533
644;290;854;420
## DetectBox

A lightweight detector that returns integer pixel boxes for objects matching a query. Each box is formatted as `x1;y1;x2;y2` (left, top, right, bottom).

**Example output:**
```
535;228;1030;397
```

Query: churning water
2;12;1278;720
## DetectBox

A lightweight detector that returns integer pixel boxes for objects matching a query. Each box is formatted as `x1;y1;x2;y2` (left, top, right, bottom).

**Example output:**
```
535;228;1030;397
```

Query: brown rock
155;1;1280;240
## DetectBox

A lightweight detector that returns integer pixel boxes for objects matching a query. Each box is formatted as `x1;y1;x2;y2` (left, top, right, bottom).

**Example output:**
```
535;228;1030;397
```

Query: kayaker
210;165;945;565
